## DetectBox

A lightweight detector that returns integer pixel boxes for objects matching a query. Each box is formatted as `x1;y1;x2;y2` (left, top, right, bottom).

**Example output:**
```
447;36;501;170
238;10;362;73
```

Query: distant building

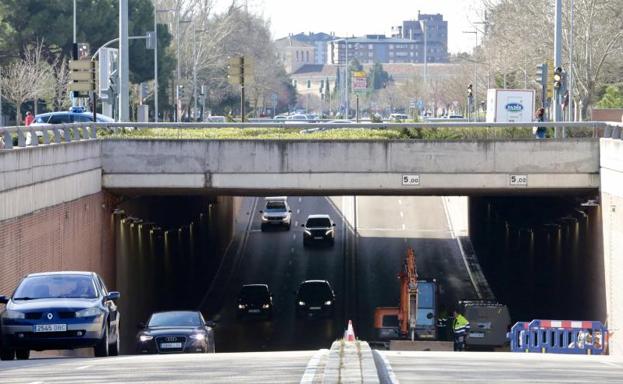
274;37;316;74
327;35;425;65
289;32;337;65
391;12;448;63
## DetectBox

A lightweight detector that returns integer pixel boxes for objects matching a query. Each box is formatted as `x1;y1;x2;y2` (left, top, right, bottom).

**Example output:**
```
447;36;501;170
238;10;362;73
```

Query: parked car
260;197;292;231
136;311;215;354
301;214;336;246
389;113;409;122
32;108;114;125
295;280;336;318
0;271;120;360
205;115;226;123
236;284;273;320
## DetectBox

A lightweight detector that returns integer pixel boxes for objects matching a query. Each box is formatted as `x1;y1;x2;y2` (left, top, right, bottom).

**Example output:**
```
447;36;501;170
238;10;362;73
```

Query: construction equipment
374;248;438;343
459;300;511;350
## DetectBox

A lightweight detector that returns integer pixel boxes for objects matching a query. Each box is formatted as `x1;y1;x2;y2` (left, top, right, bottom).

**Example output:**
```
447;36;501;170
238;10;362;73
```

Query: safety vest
453;314;470;334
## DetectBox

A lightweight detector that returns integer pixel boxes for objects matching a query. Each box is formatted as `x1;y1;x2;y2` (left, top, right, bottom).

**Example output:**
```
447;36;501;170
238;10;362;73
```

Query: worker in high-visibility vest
453;309;470;351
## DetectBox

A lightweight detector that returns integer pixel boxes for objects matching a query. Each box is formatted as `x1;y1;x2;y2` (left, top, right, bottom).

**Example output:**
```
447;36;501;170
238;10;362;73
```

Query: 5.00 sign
510;174;528;186
402;175;421;186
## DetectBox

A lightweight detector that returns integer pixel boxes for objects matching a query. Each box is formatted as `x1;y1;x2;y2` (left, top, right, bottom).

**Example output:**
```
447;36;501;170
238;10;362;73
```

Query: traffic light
536;63;548;86
553;66;563;89
467;83;473;97
177;84;185;98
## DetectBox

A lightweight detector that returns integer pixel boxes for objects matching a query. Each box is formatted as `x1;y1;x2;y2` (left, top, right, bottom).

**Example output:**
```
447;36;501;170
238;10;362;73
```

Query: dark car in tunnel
136;311;215;354
296;280;336;318
0;271;120;360
302;214;336;246
237;284;273;320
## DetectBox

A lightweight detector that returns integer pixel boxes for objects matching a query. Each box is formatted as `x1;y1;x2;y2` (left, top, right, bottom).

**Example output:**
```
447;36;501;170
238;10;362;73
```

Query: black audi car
136;311;215;354
0;271;120;360
236;284;273;320
295;280;336;318
302;214;336;247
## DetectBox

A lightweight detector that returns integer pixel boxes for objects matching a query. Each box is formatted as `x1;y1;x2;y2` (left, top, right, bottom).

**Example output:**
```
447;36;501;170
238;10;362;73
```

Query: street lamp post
192;24;207;122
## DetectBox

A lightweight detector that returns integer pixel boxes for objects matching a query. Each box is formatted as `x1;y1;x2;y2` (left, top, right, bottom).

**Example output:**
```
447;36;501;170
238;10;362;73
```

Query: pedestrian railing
509;319;608;355
1;121;621;151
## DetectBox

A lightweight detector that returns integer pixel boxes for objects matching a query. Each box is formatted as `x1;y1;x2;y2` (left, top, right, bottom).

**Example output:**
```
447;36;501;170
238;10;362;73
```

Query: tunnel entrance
110;194;606;354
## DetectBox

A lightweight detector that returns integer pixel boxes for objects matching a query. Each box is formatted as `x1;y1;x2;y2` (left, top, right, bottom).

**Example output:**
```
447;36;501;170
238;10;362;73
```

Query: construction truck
373;248;442;349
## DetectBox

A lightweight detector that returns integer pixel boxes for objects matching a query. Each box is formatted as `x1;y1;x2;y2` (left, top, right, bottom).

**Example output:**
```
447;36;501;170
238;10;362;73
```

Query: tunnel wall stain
469;196;606;324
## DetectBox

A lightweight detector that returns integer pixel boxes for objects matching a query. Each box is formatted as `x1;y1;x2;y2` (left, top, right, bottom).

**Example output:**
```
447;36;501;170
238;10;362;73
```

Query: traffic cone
344;320;356;341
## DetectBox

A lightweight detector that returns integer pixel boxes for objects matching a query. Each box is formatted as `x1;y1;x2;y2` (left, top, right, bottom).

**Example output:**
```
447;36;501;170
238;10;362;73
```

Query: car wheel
94;324;110;357
260;223;266;232
109;322;120;356
0;348;15;361
15;349;29;360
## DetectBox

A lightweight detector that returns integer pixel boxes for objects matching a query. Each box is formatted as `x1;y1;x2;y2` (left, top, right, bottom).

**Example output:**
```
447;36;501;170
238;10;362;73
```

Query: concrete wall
600;138;623;355
0;142;102;221
101;139;600;194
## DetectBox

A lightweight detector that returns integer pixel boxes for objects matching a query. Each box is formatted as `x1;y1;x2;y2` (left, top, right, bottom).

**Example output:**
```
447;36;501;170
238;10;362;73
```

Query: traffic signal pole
553;0;563;132
240;56;245;122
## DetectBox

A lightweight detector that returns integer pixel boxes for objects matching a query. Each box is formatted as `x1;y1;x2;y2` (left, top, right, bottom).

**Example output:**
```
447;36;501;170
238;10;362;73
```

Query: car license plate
34;324;67;333
469;332;485;338
248;309;260;314
160;342;182;349
310;306;321;310
314;236;323;240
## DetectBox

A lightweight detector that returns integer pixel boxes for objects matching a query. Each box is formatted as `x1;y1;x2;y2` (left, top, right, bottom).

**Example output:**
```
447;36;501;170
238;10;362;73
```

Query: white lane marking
401;224;406;230
75;365;92;370
399;211;404;218
295;221;299;227
249;229;262;233
601;361;621;368
297;209;300;214
298;197;302;203
293;234;297;240
398;199;402;205
291;247;295;253
28;382;45;384
375;351;400;384
442;196;482;299
300;349;328;384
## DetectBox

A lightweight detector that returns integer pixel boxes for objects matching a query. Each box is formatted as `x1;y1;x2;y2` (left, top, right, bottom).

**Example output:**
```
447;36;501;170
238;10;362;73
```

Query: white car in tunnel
259;197;292;231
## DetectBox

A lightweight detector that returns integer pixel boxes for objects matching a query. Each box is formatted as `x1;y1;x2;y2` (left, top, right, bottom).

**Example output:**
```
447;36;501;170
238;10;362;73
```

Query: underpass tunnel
469;196;607;325
111;196;237;354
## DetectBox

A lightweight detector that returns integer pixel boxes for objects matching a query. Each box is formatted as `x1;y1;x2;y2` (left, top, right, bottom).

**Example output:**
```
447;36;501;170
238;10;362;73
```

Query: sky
223;0;486;53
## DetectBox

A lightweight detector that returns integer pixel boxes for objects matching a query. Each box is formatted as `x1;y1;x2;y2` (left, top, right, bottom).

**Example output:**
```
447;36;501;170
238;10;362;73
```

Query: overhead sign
69;59;98;96
402;175;421;186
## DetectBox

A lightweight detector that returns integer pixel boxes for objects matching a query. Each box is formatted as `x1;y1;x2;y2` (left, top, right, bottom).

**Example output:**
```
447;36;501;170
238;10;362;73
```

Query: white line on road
75;365;92;370
293;234;296;240
401;224;406;230
249;229;262;233
295;221;298;227
300;349;328;384
297;209;300;214
398;199;402;205
400;211;404;218
601;361;621;368
298;197;302;203
28;382;44;384
291;247;295;253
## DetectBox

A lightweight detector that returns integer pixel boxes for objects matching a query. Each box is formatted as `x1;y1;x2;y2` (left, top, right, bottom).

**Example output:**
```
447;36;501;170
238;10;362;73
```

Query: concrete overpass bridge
0;121;622;356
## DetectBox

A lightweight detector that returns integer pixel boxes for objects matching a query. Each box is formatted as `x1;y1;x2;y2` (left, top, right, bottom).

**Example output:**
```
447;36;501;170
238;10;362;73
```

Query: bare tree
0;42;53;124
51;57;71;111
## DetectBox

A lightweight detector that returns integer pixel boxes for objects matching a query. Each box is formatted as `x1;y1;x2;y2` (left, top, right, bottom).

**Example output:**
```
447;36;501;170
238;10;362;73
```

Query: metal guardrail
0;121;622;150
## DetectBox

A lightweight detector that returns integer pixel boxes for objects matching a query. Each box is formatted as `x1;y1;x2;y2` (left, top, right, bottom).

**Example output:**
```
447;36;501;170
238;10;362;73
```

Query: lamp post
463;30;478;120
192;24;207;122
176;17;191;122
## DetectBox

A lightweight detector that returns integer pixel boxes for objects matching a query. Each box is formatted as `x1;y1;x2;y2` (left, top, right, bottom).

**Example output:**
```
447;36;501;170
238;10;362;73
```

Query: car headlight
261;215;269;222
325;229;334;235
238;304;246;309
262;304;271;309
304;229;312;235
190;333;206;341
139;335;153;342
324;300;333;306
75;307;103;318
298;301;306;306
4;310;25;319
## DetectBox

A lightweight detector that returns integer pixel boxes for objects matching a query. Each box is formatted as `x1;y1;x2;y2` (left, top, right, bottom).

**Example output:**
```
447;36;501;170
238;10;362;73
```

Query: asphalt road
0;351;315;383
381;351;623;383
210;195;476;351
211;196;353;352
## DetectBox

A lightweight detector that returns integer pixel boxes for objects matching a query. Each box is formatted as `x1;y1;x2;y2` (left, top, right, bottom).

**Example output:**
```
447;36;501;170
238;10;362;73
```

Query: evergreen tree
597;85;623;108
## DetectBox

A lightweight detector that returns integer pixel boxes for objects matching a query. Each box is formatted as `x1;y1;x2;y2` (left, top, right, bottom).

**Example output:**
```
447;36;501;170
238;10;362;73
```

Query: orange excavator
374;248;438;342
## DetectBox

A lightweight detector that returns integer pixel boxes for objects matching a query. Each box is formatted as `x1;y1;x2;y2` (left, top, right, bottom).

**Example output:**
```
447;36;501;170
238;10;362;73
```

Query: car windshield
13;275;98;300
239;286;269;301
34;115;50;124
148;312;202;327
306;218;331;227
266;201;286;211
298;283;332;301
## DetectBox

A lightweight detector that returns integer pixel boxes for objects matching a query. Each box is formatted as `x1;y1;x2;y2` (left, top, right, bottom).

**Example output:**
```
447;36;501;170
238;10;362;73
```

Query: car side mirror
137;321;146;330
206;320;217;328
259;210;263;214
107;291;120;301
0;295;8;304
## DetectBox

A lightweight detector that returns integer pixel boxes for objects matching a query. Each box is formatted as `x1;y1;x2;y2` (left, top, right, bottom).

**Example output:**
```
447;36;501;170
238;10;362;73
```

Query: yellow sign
353;71;367;78
69;60;92;71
